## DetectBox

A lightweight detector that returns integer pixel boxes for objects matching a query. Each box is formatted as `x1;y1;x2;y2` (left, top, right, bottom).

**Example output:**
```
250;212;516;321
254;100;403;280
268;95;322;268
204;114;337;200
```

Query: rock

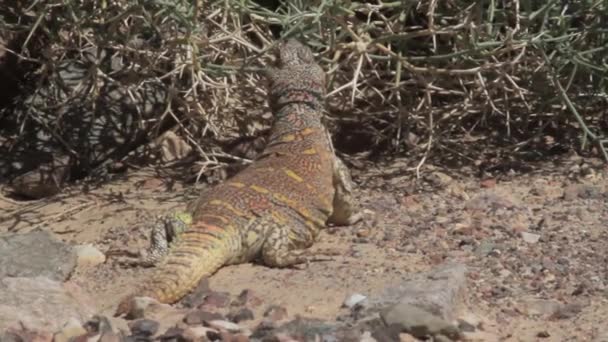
128;319;160;337
200;291;231;309
521;232;541;244
182;326;217;341
228;308;254;323
52;318;87;342
359;331;377;342
0;230;76;281
157;130;192;163
537;330;551;338
1;327;54;342
361;263;468;322
74;244;106;267
123;296;164;320
180;278;211;308
343;293;367;309
83;315;125;335
465;191;518;211
518;298;563;318
233;334;250;342
99;332;122;342
380;303;461;340
156;326;187;341
207;320;241;333
183;310;224;325
563;183;602;200
550;303;583;320
264;305;288;322
0;276;95;332
425;171;453;188
480;178;497;188
232;289;263;308
274;318;339;341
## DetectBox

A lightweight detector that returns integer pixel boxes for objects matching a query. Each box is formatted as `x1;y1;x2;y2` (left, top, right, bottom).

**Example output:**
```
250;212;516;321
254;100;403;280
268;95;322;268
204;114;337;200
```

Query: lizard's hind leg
261;226;334;268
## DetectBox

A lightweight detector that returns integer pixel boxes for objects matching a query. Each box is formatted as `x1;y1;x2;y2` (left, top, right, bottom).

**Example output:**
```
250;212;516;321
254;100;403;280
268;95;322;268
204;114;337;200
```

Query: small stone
457;319;476;332
342;293;367;309
84;315;114;335
475;241;496;257
53;318;87;342
233;289;263;308
184;310;224;325
550;303;583;320
183;326;217;340
521;231;541;244
356;228;371;238
201;291;231;309
426;171;453;187
480;178;496;188
228;308;255;323
74;244;106;267
263;305;288;322
207;320;242;333
380;303;461;340
233;334;250;342
128;319;159;337
220;331;235;341
537;330;551;338
519;298;562;317
99;332;122;342
157;326;186;341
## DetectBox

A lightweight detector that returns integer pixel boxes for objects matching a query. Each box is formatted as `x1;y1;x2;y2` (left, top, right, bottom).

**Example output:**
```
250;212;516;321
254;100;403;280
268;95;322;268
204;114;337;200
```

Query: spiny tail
115;222;236;316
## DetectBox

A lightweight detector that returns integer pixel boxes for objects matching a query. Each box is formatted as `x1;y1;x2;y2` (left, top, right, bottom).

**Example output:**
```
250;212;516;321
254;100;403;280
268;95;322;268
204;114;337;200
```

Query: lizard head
266;38;326;112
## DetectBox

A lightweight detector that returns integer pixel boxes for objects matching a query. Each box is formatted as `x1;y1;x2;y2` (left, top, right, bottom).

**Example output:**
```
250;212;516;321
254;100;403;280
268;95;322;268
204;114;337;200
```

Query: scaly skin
115;39;359;316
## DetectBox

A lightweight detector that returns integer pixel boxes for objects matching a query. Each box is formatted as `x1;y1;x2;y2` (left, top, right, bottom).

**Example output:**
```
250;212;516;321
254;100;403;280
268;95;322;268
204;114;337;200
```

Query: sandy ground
1;154;607;341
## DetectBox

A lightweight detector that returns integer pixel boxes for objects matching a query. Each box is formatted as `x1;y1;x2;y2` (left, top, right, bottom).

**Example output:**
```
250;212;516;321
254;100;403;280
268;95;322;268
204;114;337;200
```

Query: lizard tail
115;222;236;316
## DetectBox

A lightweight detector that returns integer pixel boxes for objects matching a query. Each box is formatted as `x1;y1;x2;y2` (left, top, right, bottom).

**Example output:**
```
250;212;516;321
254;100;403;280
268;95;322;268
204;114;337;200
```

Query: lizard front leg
327;156;363;226
126;211;192;267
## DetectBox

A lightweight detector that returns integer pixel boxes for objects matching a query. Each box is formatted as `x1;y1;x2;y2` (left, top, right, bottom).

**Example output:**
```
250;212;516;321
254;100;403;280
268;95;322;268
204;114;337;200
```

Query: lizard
128;152;361;268
115;38;362;316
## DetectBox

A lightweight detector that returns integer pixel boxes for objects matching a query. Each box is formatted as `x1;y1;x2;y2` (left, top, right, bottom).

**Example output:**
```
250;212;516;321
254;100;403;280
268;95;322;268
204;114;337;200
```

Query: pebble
201;291;231;309
184;310;224;325
342;293;367;309
207;319;242;333
53;318;87;342
183;326;217;340
99;332;122;342
74;244;106;267
128;319;160;337
521;232;541;244
264;305;288;322
228;308;255;323
233;289;263;308
380;303;461;340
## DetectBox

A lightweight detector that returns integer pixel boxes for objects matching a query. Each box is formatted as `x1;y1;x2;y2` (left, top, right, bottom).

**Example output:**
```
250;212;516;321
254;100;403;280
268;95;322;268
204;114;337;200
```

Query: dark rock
200;291;231;309
179;278;211;308
457;319;476;333
128;319;160;337
228;308;254;323
84;315;114;334
232;289;263;308
183;310;224;325
157;326;187;342
263;305;288;322
0;230;76;281
550;303;584;320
